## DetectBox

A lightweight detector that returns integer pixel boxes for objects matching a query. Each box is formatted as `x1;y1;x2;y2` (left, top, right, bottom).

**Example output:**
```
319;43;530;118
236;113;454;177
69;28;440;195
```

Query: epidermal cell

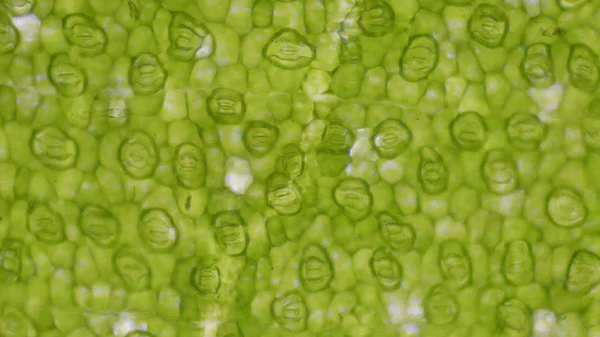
30;126;79;170
212;211;248;256
333;177;373;221
502;240;534;286
242;121;279;158
377;212;415;252
271;291;308;333
468;4;509;48
568;44;599;93
138;208;178;253
62;13;108;57
113;247;151;291
400;35;439;82
168;12;214;61
263;28;315;70
27;203;66;244
521;43;554;89
439;240;471;289
450;112;487;151
370;247;403;291
418;147;448;195
217;320;243;337
547;187;587;228
0;11;19;54
129;53;167;96
358;0;395;37
266;172;303;215
80;205;120;248
481;150;518;195
191;258;220;295
371;119;412;158
565;250;600;294
207;88;245;125
174;142;206;189
119;131;159;179
48;53;87;98
299;243;334;292
506;113;546;151
423;284;459;326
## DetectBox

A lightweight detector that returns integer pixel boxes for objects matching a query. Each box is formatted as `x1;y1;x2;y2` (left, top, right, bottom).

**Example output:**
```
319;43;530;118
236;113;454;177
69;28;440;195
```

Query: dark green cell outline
113;246;152;291
174;142;206;189
467;4;509;48
568;44;600;93
400;34;439;83
371;119;413;158
481;149;519;196
79;205;121;248
30;125;79;170
370;247;403;291
0;239;24;283
138;208;179;253
129;53;167;96
266;172;303;216
190;257;221;295
546;187;587;228
506;113;546;151
62;13;108;57
263;28;316;70
207;88;246;125
377;212;416;252
418;147;448;195
502;240;534;286
0;10;19;53
520;43;554;89
299;243;334;292
27;202;67;244
449;111;487;151
439;239;472;289
332;177;373;221
242;121;279;158
358;0;395;37
48;53;88;98
118;130;159;179
211;211;249;257
271;291;308;333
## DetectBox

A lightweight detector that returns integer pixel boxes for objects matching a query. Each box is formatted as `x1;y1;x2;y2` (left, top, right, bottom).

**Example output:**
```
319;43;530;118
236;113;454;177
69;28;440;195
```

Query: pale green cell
474;44;507;74
457;44;484;83
416;82;446;116
252;0;273;28
128;26;158;57
198;0;230;22
225;0;254;36
189;59;217;90
387;74;427;106
430;40;458;82
206;23;240;67
410;10;448;41
330;63;365;100
311;33;339;72
0;85;16;121
484;74;511;112
458;84;491;116
359;66;387;100
443;76;467;109
247;67;270;94
442;5;472;43
304;0;326;34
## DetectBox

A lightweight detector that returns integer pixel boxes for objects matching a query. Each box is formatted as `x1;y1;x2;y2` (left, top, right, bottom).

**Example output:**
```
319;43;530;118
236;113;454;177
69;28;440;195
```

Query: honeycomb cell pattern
0;0;599;336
